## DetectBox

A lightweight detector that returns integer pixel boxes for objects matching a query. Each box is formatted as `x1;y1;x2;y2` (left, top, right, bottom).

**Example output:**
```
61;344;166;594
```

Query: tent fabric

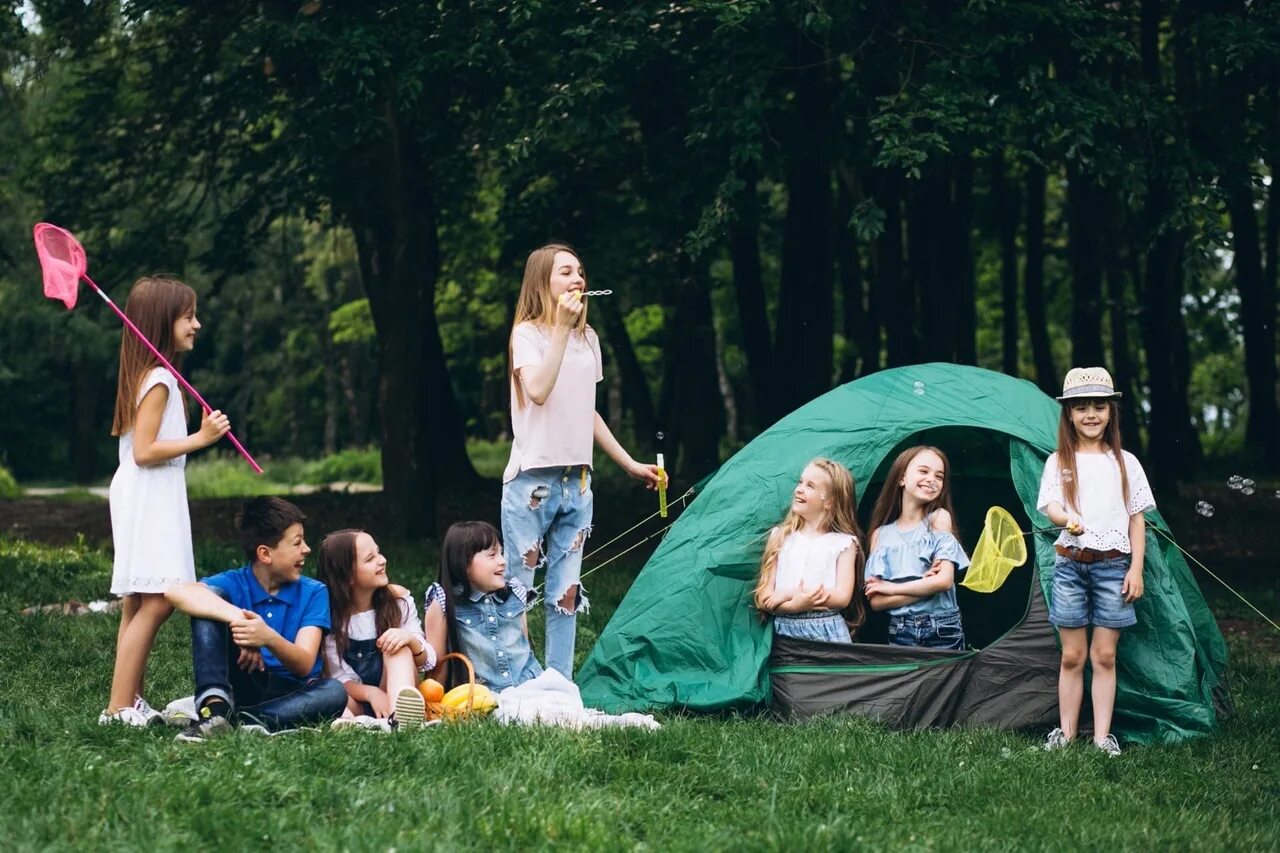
577;364;1229;743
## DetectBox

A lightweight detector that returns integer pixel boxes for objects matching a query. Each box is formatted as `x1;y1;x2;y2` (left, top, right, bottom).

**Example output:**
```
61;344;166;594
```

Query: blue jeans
501;466;593;678
1050;554;1136;629
774;612;852;644
191;596;347;731
887;610;965;651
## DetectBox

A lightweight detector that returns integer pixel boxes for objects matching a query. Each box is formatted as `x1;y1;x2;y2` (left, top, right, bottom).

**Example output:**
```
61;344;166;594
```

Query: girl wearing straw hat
1037;367;1155;757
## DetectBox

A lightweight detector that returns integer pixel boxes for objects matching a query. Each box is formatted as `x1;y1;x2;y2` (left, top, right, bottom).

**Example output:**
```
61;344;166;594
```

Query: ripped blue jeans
500;466;593;678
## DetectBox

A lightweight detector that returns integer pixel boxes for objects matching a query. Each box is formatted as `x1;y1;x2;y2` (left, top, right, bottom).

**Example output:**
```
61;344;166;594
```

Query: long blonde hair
508;243;589;409
1055;401;1130;513
111;275;195;436
754;458;866;633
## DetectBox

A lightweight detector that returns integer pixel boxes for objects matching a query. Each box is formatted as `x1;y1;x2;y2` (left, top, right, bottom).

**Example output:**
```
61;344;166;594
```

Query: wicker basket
425;652;477;721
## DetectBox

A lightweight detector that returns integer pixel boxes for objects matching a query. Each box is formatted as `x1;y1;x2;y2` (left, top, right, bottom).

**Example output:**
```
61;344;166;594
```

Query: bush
0;465;20;499
302;447;381;485
0;537;112;606
186;458;290;499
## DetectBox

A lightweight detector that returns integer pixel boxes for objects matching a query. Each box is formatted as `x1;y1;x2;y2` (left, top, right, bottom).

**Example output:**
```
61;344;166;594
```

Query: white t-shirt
503;322;603;483
321;593;433;684
773;530;857;592
1037;450;1155;553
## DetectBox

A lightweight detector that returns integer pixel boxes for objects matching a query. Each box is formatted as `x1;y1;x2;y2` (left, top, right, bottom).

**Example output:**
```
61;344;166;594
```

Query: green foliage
0;537;111;606
0;465;19;499
185;458;292;500
301;447;381;485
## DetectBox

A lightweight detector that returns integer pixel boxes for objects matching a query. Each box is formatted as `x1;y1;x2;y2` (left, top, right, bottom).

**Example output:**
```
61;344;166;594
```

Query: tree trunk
1065;164;1106;367
730;170;774;427
1023;160;1057;394
953;157;977;365
992;150;1021;375
877;171;913;367
595;304;656;443
836;179;865;382
1105;250;1143;455
660;256;723;478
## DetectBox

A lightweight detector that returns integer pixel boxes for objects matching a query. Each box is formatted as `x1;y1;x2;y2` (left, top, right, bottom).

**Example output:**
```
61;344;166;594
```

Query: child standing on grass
101;276;231;726
502;244;662;678
863;446;970;650
317;529;434;731
165;497;348;739
1039;367;1154;757
424;521;544;690
754;459;864;644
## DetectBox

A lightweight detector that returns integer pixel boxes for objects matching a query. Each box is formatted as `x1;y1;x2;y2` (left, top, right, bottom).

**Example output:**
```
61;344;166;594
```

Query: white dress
109;367;196;595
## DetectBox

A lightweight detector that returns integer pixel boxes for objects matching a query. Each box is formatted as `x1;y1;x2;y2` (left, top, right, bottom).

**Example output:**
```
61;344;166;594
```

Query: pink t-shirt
503;322;603;483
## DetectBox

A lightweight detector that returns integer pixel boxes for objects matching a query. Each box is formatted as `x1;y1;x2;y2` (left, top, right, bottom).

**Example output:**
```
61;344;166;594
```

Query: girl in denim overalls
317;530;434;730
754;458;865;644
502;245;662;678
864;446;970;650
424;521;543;690
1038;367;1154;757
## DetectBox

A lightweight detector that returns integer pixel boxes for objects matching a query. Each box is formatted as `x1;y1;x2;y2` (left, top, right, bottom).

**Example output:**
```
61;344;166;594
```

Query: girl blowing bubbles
503;245;662;678
102;276;230;726
1039;367;1154;757
424;521;544;690
864;446;970;651
317;530;435;730
754;459;865;644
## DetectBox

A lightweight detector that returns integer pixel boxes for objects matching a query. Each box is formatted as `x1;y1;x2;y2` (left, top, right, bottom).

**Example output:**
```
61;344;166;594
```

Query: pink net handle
33;223;87;309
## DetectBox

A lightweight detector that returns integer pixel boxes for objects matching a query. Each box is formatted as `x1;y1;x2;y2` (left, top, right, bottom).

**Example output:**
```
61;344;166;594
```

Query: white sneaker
331;715;392;733
393;687;426;730
1095;734;1122;757
1042;727;1071;751
159;696;198;727
98;705;155;727
131;695;163;725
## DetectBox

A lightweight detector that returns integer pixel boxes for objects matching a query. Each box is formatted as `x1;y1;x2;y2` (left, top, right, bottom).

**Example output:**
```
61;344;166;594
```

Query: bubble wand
656;453;668;518
32;222;263;474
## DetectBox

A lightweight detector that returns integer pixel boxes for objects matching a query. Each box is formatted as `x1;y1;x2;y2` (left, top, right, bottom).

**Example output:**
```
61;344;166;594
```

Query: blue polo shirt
204;566;331;679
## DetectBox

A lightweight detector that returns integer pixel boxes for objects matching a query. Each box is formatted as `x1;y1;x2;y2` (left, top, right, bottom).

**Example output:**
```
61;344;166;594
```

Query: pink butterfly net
32;222;262;473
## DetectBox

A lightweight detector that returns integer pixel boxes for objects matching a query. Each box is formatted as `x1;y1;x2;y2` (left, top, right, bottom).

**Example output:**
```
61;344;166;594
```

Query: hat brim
1056;390;1122;402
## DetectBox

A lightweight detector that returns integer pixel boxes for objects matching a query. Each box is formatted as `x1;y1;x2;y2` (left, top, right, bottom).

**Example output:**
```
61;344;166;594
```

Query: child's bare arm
423;599;448;681
165;582;243;622
1124;512;1146;603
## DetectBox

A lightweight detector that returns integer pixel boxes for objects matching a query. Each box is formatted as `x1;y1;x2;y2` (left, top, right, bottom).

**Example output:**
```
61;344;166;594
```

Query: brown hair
111;275;196;436
237;496;307;563
867;445;961;544
508;244;589;409
316;529;404;658
754;458;866;635
1055;400;1130;513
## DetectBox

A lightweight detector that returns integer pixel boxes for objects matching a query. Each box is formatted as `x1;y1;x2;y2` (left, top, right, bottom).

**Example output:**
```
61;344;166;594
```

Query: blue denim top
865;514;970;617
425;579;544;690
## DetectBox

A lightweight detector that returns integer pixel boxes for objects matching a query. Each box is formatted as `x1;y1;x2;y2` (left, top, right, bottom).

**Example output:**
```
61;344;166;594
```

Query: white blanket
495;670;660;730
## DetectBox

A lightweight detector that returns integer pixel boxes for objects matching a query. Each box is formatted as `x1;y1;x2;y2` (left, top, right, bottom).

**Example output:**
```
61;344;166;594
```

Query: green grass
0;539;1277;850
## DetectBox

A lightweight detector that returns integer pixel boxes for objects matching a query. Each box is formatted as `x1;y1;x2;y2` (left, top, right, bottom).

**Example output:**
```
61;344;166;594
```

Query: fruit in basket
418;678;445;704
440;683;498;717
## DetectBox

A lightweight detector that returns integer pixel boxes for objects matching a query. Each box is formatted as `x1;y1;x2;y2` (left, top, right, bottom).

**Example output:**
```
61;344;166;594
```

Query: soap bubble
1061;468;1074;483
1228;475;1243;490
655;431;665;441
1195;501;1215;518
913;381;926;396
1241;485;1256;496
1274;490;1280;500
1242;478;1255;488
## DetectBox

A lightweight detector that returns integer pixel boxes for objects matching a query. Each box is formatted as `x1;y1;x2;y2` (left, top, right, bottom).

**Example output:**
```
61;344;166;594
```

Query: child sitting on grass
165;496;347;740
423;521;544;690
316;529;434;731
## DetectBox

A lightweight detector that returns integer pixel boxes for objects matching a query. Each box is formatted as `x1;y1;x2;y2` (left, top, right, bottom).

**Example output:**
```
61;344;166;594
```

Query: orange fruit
418;678;445;704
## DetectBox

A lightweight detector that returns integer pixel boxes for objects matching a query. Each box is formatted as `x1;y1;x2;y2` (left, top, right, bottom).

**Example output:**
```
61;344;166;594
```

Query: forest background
1;0;1277;537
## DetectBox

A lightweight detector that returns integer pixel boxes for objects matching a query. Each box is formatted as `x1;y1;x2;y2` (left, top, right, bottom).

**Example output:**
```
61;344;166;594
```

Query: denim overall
343;637;384;715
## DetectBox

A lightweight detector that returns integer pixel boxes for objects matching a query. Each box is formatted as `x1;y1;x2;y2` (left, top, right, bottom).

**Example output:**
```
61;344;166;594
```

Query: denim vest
452;583;544;690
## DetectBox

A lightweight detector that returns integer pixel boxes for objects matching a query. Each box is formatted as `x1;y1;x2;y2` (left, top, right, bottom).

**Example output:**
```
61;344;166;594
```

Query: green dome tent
577;364;1229;744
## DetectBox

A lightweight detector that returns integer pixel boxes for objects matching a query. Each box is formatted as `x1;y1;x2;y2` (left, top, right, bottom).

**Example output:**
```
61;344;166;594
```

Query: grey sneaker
174;714;232;743
1043;727;1072;751
1095;734;1122;757
332;715;392;733
393;687;426;730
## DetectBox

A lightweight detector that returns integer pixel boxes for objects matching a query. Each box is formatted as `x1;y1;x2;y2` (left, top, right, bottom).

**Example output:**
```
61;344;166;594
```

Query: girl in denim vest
424;521;543;691
502;244;662;678
1038;367;1154;757
754;459;865;644
864;446;970;651
317;530;434;730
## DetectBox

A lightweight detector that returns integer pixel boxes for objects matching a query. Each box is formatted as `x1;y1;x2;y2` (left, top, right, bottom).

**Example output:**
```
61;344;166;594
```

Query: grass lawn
0;535;1277;851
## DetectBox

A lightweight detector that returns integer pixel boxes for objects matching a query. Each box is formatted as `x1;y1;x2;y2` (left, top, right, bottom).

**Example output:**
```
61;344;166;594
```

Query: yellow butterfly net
960;506;1029;593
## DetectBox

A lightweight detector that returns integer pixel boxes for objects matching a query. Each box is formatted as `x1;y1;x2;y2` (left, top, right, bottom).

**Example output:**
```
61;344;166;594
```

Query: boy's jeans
191;602;347;731
501;466;593;678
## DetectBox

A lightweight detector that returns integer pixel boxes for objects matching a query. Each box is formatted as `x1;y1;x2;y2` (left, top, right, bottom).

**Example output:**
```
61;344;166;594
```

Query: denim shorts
773;612;852;645
887;610;965;651
1049;554;1136;629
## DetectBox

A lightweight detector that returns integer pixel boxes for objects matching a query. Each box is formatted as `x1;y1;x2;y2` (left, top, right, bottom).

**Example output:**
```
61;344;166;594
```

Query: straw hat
1057;367;1122;401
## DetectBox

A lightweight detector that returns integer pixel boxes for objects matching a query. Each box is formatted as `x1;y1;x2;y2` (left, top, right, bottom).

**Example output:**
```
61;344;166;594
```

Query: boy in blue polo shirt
166;496;347;739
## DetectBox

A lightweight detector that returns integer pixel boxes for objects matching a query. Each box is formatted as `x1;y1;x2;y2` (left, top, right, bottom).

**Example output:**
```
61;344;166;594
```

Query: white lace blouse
1037;450;1155;553
773;530;857;592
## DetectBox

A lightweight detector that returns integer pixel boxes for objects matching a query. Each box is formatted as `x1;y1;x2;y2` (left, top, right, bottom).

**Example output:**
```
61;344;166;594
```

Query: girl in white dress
754;458;865;644
102;276;230;726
